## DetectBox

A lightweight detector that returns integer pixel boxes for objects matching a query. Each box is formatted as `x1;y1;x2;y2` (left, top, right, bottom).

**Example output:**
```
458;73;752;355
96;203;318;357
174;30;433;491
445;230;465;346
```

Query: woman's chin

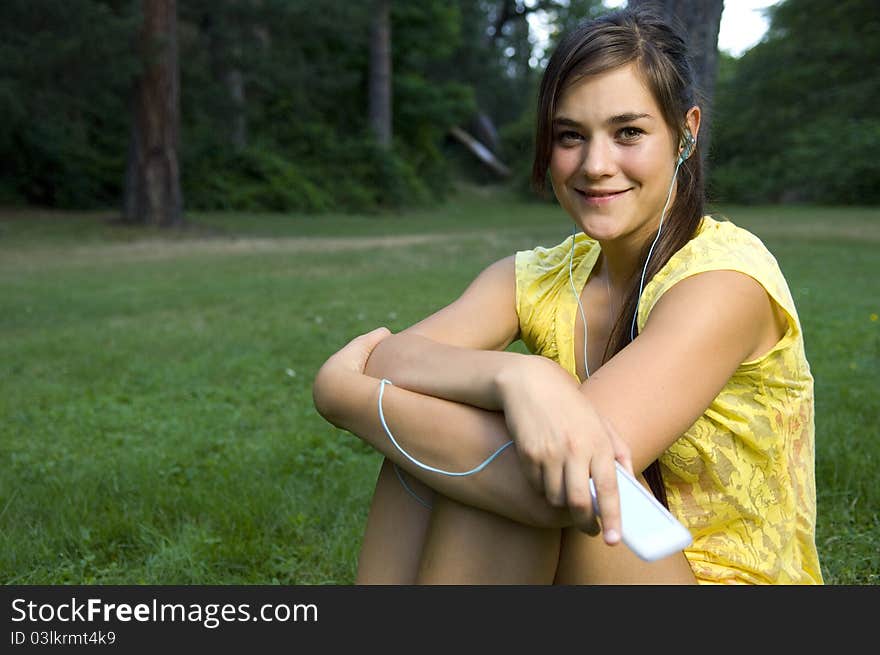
571;218;621;242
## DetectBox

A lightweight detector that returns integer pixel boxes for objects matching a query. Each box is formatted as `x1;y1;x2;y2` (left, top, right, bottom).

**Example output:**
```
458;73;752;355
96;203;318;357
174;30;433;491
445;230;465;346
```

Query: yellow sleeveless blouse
514;216;823;584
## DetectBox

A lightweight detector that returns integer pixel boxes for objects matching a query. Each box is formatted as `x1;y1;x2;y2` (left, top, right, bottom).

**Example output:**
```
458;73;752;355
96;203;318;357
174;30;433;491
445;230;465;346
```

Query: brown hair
531;7;706;506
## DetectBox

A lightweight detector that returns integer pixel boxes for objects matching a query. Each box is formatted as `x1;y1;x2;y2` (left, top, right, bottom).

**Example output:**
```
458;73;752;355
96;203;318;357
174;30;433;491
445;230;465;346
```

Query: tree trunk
124;0;183;227
628;0;724;168
368;0;392;148
449;126;511;177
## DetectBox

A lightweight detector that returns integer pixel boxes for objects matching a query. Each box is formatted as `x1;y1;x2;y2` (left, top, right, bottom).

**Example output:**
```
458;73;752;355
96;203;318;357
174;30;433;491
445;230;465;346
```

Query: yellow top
514;216;823;584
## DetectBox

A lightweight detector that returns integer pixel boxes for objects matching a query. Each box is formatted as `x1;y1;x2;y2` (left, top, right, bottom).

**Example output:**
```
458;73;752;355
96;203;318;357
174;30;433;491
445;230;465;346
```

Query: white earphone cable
628;156;681;342
379;379;515;508
569;230;590;380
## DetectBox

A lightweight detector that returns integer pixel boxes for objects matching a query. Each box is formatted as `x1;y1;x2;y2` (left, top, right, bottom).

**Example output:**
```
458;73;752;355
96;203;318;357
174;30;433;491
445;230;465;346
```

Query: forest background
3;0;878;217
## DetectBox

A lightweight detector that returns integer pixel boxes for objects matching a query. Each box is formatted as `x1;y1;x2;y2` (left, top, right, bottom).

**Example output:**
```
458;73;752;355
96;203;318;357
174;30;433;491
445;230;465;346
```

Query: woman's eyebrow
552;117;583;127
552;112;654;127
608;112;653;124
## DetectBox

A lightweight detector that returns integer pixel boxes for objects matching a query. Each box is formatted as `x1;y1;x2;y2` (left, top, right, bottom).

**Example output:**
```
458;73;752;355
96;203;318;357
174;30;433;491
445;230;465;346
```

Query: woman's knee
416;494;561;584
554;527;696;584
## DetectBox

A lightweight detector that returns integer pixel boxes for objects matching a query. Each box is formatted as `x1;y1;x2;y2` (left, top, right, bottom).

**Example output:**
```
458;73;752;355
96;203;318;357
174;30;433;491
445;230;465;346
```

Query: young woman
312;7;823;585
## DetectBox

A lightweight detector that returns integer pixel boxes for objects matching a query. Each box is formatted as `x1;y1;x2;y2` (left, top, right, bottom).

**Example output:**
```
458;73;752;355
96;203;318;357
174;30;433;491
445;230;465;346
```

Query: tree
124;0;183;227
710;0;880;204
369;0;393;148
628;0;724;168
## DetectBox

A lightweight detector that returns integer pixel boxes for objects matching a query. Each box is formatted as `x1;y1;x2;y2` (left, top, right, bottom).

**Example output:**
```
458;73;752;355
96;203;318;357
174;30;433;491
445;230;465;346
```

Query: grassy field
1;188;877;585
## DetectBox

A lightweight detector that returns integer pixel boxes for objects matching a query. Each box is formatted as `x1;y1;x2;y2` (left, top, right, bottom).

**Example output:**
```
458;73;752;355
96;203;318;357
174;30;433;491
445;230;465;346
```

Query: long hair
531;7;706;507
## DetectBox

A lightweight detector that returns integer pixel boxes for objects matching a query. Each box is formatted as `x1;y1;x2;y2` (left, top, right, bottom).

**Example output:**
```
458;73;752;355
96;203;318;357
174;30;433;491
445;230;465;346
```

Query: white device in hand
589;461;692;562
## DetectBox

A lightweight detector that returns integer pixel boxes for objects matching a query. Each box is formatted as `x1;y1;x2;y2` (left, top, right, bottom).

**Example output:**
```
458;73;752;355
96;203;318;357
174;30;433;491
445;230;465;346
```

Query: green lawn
1;188;877;584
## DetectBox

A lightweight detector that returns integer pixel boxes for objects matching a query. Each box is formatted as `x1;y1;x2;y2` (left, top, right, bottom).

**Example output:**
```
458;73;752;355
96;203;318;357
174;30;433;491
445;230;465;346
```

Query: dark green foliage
0;0;139;208
6;0;876;212
183;144;332;213
0;0;484;213
499;100;543;198
710;0;880;204
179;0;470;213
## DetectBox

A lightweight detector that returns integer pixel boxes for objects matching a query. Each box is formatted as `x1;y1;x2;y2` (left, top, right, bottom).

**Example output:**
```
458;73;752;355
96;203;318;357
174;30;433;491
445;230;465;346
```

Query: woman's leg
553;528;696;584
553;475;697;585
416;495;561;584
356;458;434;584
359;461;695;585
413;492;694;585
358;458;561;585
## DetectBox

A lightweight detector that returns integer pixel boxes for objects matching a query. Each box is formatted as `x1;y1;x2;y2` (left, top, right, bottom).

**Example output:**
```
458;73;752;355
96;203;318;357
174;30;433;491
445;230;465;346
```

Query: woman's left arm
574;269;787;472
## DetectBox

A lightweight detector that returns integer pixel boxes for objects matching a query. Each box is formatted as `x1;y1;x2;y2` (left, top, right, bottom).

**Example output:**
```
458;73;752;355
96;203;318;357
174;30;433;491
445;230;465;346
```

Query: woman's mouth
575;188;630;205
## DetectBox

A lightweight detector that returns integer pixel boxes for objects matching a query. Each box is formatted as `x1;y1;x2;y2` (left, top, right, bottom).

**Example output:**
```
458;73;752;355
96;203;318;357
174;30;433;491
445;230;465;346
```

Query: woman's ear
685;105;701;149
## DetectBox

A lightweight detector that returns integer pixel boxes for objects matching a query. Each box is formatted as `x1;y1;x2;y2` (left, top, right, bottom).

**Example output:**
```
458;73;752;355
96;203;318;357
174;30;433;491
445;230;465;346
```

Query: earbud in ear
678;129;695;164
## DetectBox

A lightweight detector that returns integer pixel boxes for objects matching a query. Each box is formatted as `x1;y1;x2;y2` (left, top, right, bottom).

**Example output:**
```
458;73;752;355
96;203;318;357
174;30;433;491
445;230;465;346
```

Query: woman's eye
556;131;582;145
618;127;644;141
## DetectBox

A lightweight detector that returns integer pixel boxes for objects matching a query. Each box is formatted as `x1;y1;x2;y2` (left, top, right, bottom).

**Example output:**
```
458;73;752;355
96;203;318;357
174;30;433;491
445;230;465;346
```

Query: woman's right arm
362;255;524;411
312;255;629;539
312;331;573;529
354;255;629;538
312;255;583;529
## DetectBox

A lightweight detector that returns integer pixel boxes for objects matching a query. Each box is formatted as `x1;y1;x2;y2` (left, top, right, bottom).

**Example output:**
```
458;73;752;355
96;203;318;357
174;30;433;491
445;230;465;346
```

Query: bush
183;145;331;213
784;118;880;204
709;118;880;206
182;134;440;214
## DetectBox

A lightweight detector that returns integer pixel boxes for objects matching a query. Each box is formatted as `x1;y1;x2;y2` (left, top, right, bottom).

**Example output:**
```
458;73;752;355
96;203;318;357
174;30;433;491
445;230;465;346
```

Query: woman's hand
313;327;393;425
324;326;393;376
495;356;632;544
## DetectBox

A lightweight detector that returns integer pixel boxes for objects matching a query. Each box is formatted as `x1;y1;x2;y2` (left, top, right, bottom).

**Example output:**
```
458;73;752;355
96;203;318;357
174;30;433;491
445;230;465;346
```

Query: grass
1;187;877;584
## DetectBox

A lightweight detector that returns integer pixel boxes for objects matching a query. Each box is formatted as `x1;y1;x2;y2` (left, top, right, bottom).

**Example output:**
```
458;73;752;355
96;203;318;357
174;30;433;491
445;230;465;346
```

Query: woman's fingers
358;325;393;345
328;326;393;375
350;326;393;357
563;460;599;535
541;460;566;507
601;414;634;477
498;359;628;543
588;453;622;545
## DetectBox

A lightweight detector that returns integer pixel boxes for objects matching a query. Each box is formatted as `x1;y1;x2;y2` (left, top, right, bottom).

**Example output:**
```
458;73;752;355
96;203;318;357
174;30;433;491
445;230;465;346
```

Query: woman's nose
581;138;616;179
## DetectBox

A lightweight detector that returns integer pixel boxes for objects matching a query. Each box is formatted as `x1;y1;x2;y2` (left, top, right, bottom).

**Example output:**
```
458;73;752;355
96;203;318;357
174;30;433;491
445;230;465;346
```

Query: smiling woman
312;4;822;585
546;64;699;248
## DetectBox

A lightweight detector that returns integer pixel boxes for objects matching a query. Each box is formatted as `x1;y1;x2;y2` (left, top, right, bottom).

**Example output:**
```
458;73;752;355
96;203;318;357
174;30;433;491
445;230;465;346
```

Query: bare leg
416;495;561;584
553;527;696;584
356;458;434;584
413;472;695;584
358;459;561;585
359;462;695;585
554;475;697;585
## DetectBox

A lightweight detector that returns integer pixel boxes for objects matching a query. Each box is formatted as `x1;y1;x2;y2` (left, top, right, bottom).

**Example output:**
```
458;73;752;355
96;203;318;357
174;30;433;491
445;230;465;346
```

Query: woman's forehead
555;63;661;121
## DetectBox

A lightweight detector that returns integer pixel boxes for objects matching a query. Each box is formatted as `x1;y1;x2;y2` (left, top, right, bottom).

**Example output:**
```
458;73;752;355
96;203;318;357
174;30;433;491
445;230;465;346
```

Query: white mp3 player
589;461;693;562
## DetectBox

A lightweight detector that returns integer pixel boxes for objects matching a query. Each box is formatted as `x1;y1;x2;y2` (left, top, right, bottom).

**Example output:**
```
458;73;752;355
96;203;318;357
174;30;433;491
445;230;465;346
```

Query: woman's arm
312;331;574;529
574;269;787;470
314;255;631;538
362;255;522;411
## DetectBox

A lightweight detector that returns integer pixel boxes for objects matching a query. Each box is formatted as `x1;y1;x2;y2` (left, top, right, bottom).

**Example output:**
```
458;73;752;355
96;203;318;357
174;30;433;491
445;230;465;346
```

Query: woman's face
549;63;687;249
